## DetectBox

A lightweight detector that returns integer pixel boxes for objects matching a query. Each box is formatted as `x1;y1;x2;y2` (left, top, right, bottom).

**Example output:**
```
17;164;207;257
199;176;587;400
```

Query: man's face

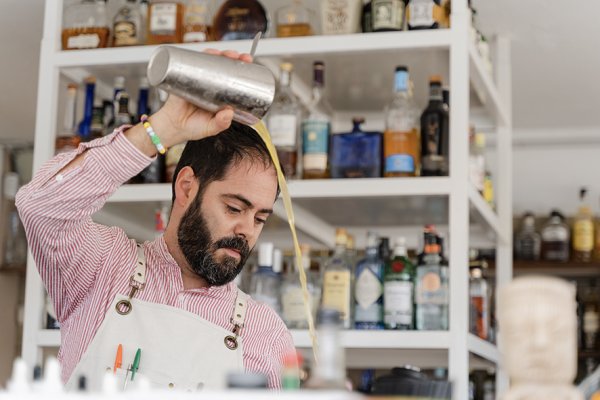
177;159;277;286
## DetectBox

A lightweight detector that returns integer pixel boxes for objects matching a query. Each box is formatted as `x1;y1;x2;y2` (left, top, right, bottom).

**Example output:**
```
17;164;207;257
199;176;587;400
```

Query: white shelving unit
24;1;513;398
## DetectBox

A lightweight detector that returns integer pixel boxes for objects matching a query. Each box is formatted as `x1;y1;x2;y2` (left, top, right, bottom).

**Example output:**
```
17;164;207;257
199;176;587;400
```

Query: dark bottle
137;77;150;122
540;210;570;262
329;117;382;179
90;99;105;139
212;0;268;41
379;237;391;264
78;76;96;141
102;100;115;136
372;0;405;32
420;76;449;176
514;212;541;261
362;0;372;32
136;77;165;184
115;92;133;126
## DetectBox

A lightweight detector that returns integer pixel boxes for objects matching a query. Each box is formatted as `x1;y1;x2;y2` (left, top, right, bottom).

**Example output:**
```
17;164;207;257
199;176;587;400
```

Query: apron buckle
115;299;133;315
224;335;238;350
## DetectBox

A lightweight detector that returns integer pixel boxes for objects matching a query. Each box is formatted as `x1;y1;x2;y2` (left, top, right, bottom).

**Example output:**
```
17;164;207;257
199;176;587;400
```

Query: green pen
131;348;142;381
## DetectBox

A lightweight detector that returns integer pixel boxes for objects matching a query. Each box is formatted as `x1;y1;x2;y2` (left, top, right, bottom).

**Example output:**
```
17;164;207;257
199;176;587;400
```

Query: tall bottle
321;229;353;329
281;244;316;329
354;232;384;330
62;0;110;50
541;210;570;262
302;62;330;179
147;0;184;44
138;78;166;184
384;66;420;177
420;76;449;176
113;0;143;46
573;188;594;263
469;266;489;340
183;0;211;42
415;227;448;330
384;237;416;330
371;0;405;32
514;212;541;261
56;83;81;154
250;243;282;314
78;76;96;142
115;92;133;126
406;0;444;30
267;62;301;178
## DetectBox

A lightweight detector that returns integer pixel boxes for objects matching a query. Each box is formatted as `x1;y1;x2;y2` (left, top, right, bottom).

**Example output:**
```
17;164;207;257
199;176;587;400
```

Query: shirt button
55;174;64;182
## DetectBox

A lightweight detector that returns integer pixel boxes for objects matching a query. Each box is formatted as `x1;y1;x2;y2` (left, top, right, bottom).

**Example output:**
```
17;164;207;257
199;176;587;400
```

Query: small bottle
329;117;382;179
321;229;353;329
102;100;115;136
321;0;362;35
78;76;96;142
354;232;384;330
281;244;314;329
115;92;133;126
275;0;315;37
62;0;110;50
302;62;330;179
514;212;541;261
573;187;595;263
113;0;143;46
384;66;420;177
372;0;405;32
212;0;268;41
420;75;449;176
147;0;184;44
90;99;105;139
250;243;282;314
384;237;415;330
183;0;211;42
469;266;489;340
55;83;81;154
361;0;372;33
267;62;301;179
541;210;570;262
406;0;444;30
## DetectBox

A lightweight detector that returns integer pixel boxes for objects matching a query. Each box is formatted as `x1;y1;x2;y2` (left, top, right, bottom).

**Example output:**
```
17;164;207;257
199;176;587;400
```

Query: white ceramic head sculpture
498;276;577;386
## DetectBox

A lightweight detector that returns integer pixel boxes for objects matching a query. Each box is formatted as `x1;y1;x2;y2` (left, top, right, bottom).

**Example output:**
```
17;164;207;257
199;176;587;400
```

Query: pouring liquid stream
252;120;319;364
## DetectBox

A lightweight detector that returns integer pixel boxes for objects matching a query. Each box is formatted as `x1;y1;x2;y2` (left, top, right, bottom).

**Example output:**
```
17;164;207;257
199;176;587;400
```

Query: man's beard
177;193;250;286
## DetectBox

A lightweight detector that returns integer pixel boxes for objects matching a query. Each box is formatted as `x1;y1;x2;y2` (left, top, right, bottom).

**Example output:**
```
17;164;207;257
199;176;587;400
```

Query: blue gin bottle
330;117;382;179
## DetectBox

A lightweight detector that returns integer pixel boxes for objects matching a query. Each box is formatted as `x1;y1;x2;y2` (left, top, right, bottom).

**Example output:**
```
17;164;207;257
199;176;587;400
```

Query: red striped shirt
15;128;294;388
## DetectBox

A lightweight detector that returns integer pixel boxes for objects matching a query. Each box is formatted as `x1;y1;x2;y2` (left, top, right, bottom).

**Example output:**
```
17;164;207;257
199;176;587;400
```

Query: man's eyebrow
221;194;273;214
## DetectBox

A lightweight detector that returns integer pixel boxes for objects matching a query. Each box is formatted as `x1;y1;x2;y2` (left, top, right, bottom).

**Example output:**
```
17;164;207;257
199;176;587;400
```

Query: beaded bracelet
140;114;167;155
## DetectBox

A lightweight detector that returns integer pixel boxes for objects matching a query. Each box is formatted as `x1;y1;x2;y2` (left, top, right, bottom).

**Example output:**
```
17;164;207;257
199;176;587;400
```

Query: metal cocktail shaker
147;46;276;125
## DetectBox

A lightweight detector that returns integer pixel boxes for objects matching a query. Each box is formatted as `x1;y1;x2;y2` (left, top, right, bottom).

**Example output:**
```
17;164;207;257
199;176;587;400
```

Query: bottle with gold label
275;0;315;37
573;188;594;263
62;0;110;50
147;0;184;44
321;228;353;329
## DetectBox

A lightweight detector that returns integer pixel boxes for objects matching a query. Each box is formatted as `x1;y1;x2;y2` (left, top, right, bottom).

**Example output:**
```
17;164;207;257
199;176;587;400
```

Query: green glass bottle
383;237;416;330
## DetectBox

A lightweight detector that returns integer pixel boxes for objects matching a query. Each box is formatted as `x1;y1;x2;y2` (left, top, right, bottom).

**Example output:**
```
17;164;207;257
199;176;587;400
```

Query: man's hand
144;49;254;150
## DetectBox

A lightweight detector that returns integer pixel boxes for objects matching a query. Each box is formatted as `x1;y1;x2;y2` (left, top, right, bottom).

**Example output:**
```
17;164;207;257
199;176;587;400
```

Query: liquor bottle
62;0;110;50
266;62;301;178
275;0;315;38
112;76;126;115
249;243;282;313
415;227;448;330
420;75;449;176
183;0;211;42
354;232;384;330
302;62;330;179
406;0;444;30
138;79;166;183
372;0;405;32
147;0;184;44
583;305;599;351
573;188;594;263
137;77;150;122
102;100;115;136
383;237;415;330
514;212;541;261
469;131;485;193
90;99;105;139
140;0;149;43
56;83;81;154
321;0;362;35
115;92;133;126
384;66;420;177
541;210;570;262
321;228;353;329
212;0;268;41
379;237;391;265
362;0;372;33
113;0;143;46
329;117;382;178
469;266;489;340
595;197;600;262
78;76;96;142
281;244;315;329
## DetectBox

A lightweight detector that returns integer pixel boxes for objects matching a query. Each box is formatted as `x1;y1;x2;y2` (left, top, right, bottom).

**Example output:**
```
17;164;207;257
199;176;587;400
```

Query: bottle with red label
383;237;416;330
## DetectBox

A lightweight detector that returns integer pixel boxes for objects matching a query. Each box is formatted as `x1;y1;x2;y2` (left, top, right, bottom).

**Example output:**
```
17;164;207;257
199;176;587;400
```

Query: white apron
65;243;247;392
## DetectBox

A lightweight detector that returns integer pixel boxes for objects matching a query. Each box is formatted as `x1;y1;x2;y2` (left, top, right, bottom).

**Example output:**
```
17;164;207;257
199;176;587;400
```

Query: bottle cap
335;228;348;246
395;65;408;72
393;237;407;255
272;248;283;273
84;76;96;84
67;83;78;91
366;231;379;248
429;75;443;84
280;62;293;72
258;242;274;267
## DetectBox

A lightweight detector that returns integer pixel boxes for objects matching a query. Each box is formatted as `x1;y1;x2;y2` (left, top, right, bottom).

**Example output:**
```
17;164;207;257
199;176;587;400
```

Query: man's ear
173;166;198;208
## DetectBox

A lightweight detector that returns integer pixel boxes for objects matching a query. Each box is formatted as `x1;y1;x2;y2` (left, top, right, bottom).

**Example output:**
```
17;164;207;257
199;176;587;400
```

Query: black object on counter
371;366;452;398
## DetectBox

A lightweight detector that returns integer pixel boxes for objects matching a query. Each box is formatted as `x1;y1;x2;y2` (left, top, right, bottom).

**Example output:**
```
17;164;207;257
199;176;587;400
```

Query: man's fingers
239;53;253;63
203;48;221;55
205;108;234;137
222;50;240;59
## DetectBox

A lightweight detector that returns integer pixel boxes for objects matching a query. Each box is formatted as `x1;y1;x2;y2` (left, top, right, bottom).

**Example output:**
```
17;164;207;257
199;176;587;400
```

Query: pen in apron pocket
113;344;122;374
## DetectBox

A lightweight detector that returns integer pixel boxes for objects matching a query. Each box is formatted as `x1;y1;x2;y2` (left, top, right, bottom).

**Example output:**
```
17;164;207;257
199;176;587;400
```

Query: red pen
113;344;123;374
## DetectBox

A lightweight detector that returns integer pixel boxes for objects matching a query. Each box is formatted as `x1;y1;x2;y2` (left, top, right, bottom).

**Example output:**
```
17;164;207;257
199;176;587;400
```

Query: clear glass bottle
354;232;384;330
384;237;416;330
113;0;143;46
249;243;282;314
281;244;316;329
302;61;330;179
514;212;541;261
267;62;301;179
372;0;405;32
183;0;211;42
147;0;184;44
55;83;81;154
321;0;362;35
321;228;353;329
420;75;449;176
469;267;489;340
212;0;268;41
406;0;444;30
573;188;594;263
384;66;420;177
62;0;110;50
541;210;570;262
329;117;382;179
115;92;133;126
275;0;315;37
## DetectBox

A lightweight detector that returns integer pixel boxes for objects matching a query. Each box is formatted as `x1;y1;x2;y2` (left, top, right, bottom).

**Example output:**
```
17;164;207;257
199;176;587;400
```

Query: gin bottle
302;61;330;179
354;232;384;329
514;212;541;261
384;237;415;330
250;243;282;314
321;229;353;329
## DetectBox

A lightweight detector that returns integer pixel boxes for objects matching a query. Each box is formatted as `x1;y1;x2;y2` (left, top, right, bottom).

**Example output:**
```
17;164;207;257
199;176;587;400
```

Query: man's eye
255;218;266;225
227;206;241;214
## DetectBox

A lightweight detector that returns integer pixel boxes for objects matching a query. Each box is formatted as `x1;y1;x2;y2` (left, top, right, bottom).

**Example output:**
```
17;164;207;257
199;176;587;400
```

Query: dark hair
171;121;279;202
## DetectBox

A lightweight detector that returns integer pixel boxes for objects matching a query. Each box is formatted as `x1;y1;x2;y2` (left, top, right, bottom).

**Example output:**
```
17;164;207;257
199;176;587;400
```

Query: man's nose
233;214;254;240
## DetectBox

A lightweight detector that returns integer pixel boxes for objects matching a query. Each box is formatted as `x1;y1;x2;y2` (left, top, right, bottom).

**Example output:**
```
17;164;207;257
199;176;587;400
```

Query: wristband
140;115;167;155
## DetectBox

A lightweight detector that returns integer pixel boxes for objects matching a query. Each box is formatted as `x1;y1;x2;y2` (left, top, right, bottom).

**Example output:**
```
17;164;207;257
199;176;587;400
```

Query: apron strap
224;289;248;351
115;243;148;315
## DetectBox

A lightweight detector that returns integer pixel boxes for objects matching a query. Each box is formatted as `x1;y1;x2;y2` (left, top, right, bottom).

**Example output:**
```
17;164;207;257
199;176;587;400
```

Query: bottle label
355;268;383;309
322;0;356;35
385;154;415;173
372;0;404;30
268;115;298;147
408;0;435;27
67;34;101;49
574;220;594;251
183;31;207;42
282;286;309;325
151;4;178;33
302;121;329;170
384;281;413;325
113;21;139;46
322;270;351;322
470;295;488;339
415;269;445;305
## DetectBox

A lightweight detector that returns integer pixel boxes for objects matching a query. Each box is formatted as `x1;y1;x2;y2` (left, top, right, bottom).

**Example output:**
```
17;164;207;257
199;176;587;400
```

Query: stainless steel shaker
146;46;276;126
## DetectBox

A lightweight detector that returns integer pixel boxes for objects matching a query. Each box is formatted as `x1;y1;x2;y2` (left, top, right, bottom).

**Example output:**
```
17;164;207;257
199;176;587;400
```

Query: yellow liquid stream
252;120;319;364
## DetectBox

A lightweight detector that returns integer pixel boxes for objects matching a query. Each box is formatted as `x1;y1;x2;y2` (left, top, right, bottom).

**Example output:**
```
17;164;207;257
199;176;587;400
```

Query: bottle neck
429;84;443;102
393;247;407;258
280;70;292;88
394;71;409;94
